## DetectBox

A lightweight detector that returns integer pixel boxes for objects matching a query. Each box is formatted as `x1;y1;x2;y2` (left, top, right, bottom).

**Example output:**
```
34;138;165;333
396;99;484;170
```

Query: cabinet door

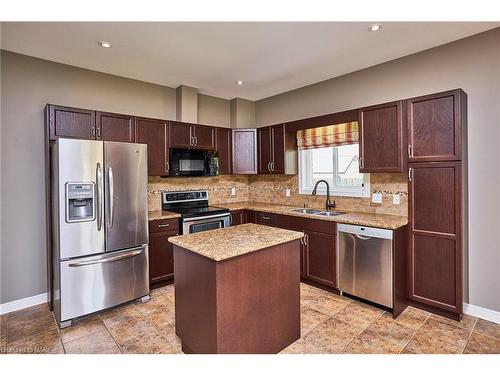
232;129;257;174
304;231;336;288
215;128;232;174
359;101;404;172
230;210;244;226
407;90;463;162
271;124;285;174
257;127;272;174
194;125;215;149
135;117;169;176
170;121;193;148
48;105;95;140
96;112;135;142
408;162;461;313
149;230;177;285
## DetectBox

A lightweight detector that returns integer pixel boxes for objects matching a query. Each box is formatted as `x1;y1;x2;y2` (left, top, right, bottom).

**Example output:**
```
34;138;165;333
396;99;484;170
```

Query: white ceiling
1;22;499;100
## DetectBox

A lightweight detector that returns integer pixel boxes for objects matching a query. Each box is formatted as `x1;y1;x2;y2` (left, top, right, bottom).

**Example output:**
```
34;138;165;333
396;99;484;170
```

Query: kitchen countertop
148;210;181;221
218;202;408;230
168;223;304;261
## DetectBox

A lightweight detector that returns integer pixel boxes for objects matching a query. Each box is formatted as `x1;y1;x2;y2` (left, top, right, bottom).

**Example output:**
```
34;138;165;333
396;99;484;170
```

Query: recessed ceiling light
369;24;381;32
98;41;112;48
235;80;245;85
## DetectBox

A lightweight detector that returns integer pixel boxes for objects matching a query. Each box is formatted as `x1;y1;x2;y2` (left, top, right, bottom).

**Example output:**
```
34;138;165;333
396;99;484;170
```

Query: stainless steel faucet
311;179;336;211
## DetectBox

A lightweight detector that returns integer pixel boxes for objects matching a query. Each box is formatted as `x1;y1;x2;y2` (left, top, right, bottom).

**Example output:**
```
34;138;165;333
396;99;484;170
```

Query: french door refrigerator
51;138;149;328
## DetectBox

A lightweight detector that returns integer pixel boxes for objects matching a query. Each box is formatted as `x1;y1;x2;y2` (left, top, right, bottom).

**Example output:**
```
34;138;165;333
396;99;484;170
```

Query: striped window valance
297;122;359;149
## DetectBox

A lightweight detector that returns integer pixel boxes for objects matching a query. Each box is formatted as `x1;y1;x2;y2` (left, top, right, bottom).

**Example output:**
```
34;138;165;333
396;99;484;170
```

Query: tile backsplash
148;173;408;216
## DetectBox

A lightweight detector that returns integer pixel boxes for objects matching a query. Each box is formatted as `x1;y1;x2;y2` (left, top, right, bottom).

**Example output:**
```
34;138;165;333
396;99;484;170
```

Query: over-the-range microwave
169;148;219;177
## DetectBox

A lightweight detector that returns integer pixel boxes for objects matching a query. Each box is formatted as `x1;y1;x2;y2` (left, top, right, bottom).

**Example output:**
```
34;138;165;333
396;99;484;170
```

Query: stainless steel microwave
169;148;219;177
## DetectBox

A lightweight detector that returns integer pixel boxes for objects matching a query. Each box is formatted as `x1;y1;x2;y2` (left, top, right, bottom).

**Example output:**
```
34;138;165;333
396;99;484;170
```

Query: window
299;144;370;197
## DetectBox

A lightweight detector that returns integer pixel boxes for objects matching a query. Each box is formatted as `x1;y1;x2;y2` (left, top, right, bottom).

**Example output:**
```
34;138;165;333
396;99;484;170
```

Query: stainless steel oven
182;212;231;234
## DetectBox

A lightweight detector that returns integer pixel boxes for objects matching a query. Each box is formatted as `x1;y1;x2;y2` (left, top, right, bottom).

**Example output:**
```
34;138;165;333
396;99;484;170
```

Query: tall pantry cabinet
406;89;468;320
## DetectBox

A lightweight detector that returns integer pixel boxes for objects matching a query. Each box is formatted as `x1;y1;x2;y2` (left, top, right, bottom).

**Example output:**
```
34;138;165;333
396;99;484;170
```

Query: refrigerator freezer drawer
59;246;149;322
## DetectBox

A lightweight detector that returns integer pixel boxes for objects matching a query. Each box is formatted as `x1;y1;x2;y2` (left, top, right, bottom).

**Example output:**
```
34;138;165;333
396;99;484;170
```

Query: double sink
290;208;346;217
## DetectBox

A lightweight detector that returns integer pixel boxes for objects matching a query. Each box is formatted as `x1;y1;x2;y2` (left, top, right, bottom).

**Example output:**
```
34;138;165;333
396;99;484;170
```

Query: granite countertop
148;210;181;221
218;202;408;230
168;223;304;261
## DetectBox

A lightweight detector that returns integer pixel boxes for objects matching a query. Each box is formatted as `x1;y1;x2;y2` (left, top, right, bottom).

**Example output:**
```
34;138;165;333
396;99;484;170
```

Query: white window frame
298;145;370;198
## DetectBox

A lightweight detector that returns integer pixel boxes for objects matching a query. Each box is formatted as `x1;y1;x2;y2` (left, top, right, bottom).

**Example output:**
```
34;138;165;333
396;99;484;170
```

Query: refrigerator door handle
108;162;114;228
68;249;143;267
96;162;103;231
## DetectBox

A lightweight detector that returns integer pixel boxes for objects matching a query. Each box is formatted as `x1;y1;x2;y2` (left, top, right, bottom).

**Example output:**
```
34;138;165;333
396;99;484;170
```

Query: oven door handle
182;213;230;222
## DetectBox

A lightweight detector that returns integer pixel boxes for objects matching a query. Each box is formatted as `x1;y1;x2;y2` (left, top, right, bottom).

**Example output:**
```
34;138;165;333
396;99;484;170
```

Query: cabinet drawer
149;218;180;233
277;214;336;235
255;211;277;226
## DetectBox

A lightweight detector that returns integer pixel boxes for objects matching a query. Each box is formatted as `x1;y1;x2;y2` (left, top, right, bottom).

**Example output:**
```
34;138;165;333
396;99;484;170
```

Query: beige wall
0;51;230;304
256;28;500;313
230;98;256;128
198;94;231;127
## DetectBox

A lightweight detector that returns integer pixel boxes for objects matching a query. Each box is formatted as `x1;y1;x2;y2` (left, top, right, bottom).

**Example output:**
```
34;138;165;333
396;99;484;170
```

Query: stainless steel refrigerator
50;138;149;328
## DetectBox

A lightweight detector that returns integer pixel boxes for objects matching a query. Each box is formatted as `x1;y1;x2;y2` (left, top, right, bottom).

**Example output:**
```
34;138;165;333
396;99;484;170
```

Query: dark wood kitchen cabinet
96;112;135;142
257;124;297;174
215;128;232;174
407;89;466;162
232;129;258;174
230;209;245;226
170;121;215;149
303;230;336;288
149;218;179;288
408;162;462;314
359;101;405;172
47;104;96;140
135;117;169;176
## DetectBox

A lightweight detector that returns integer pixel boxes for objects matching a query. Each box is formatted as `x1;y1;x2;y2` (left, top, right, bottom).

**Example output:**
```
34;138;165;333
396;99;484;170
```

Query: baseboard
0;293;48;315
464;303;500;324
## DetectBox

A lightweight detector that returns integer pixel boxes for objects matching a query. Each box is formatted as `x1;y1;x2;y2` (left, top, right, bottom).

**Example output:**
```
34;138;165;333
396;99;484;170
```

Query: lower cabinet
149;219;179;288
303;230;336;288
230;209;245;226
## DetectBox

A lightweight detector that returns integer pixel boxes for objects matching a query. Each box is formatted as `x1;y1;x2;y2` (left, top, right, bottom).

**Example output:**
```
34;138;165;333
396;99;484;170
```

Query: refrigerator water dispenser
66;182;95;222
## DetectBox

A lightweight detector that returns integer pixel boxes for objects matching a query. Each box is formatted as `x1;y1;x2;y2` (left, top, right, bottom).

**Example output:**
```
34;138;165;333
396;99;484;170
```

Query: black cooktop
165;205;229;219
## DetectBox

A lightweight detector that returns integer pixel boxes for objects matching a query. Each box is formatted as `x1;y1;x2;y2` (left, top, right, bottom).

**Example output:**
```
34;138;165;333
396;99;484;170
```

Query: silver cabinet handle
408;144;413;158
97;127;101;139
108;163;114;228
408;167;412;182
96;162;103;231
261;216;271;220
157;223;170;228
195;136;198;146
267;162;271;172
91;127;96;138
191;136;194;146
303;234;308;246
271;161;274;172
69;249;143;267
359;156;363;169
166;161;169;173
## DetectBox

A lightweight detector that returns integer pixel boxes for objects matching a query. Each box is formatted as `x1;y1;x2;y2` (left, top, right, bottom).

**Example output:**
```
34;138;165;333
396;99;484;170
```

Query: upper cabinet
135;117;169;176
407;89;465;162
358;101;405;173
96;112;135;142
232;128;257;174
170;121;215;150
257;124;297;175
215;128;232;175
47;105;96;140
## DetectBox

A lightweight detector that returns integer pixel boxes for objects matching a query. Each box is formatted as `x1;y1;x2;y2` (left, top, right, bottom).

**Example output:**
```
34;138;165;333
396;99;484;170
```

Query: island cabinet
148;218;179;288
170;224;302;353
358;101;405;173
215;128;232;174
170;121;215;150
232;129;258;174
257;124;297;174
135;117;170;176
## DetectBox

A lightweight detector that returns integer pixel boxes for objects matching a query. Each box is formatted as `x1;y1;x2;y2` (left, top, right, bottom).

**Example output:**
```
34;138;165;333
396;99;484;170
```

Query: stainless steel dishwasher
337;223;393;308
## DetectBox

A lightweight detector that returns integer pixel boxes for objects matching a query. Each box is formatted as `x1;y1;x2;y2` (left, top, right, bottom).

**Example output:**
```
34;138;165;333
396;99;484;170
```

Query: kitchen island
169;223;304;354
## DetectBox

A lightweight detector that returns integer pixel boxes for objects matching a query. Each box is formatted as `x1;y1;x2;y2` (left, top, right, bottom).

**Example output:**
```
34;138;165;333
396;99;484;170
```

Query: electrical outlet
285;189;291;197
371;192;382;204
231;187;236;196
393;194;400;205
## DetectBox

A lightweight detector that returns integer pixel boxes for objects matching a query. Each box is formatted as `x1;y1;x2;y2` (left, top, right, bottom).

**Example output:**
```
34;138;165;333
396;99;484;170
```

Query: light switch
393;194;400;205
231;187;236;196
371;192;382;204
285;189;291;197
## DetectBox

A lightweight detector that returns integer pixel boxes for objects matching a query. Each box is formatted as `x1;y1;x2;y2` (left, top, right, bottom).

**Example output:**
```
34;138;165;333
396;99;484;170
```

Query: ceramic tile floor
1;283;499;354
